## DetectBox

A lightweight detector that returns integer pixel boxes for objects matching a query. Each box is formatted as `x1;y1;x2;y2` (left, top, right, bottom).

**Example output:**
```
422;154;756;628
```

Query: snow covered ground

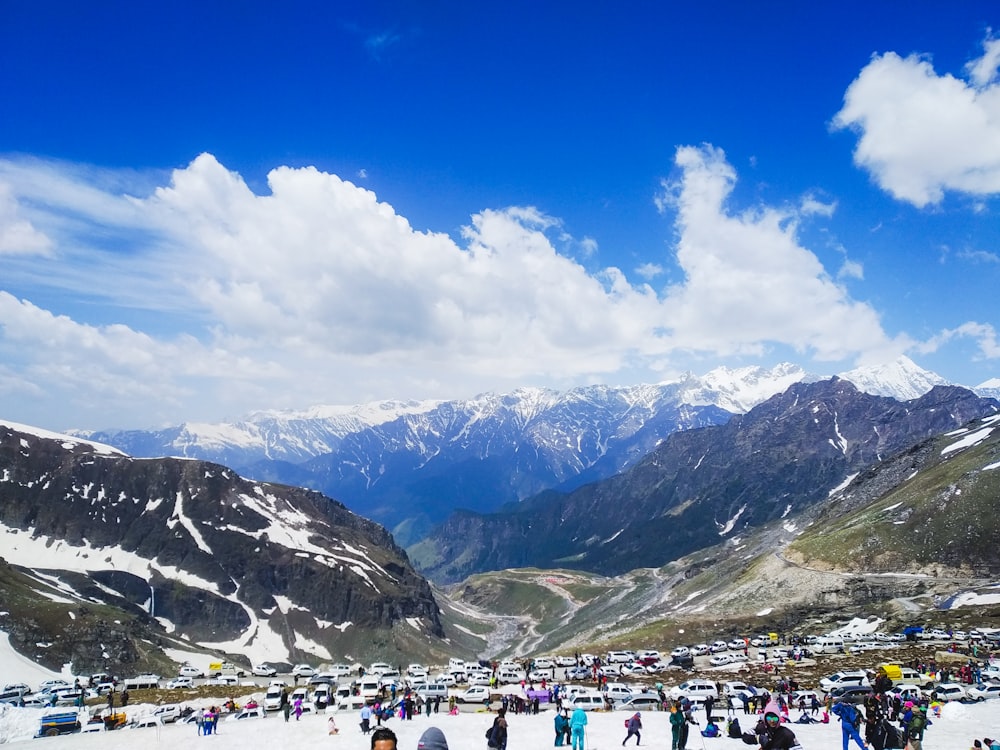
2;698;1000;749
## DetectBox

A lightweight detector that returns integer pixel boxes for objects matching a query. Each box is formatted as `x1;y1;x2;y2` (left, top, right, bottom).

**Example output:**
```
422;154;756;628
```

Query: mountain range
411;380;999;581
3;357;1000;673
76;356;994;547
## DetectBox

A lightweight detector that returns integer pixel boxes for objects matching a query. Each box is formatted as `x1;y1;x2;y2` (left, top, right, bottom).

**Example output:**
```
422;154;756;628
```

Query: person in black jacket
758;712;799;750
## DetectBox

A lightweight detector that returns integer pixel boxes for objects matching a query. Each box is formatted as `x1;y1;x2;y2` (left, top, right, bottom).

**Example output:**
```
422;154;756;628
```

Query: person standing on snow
554;709;569;746
570;705;588;750
622;712;642;745
831;701;867;750
669;704;685;750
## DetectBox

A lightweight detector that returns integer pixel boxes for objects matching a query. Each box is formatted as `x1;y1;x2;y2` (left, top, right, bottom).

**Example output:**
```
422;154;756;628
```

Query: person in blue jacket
831;701;867;750
570;706;588;750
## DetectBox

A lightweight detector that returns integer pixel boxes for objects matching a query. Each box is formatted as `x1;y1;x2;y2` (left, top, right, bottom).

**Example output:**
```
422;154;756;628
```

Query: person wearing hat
905;704;927;750
417;727;448;750
669;704;685;750
622;711;642;746
758;711;799;750
985;738;1000;750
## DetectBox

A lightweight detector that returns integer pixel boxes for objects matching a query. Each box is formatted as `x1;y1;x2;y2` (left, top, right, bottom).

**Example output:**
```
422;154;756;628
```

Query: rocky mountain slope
413;380;1000;582
77;357;965;543
0;420;444;675
440;413;1000;658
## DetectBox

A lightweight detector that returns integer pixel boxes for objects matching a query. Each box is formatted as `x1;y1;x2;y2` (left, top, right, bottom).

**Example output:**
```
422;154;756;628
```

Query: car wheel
44;728;59;737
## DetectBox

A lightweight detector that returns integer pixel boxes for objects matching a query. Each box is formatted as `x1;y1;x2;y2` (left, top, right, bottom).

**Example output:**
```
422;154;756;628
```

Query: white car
533;658;556;670
966;683;1000;701
691;644;710;656
710;641;729;653
670;646;690;659
933;683;966;702
291;664;315;678
166;677;194;690
819;671;869;692
178;665;204;678
555;656;577;667
152;705;181;723
228;706;267;721
728;639;746;650
670;680;719;700
709;654;733;666
604;683;633;700
434;673;457;686
459;686;492;704
252;665;277;677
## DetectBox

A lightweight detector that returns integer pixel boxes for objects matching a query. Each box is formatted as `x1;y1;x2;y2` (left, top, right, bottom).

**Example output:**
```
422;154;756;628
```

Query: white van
358;678;381;700
416;683;448;702
813;636;845;654
264;685;285;711
571;692;607;711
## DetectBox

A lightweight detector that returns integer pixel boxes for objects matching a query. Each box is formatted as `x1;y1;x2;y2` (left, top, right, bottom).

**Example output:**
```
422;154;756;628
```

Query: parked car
178;665;204;678
604;683;633;700
252;665;277;677
291;665;316;678
670;646;691;659
229;706;267;721
570;692;607;711
152;705;181;723
932;683;967;702
710;641;729;653
828;686;872;704
670;680;719;700
130;716;163;730
166;677;194;690
708;654;733;666
819;671;870;692
966;683;1000;701
691;644;710;656
615;693;662;712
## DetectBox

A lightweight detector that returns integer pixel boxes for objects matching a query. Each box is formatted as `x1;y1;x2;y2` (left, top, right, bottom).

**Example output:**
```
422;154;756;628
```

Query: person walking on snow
831;701;868;750
622;712;642;745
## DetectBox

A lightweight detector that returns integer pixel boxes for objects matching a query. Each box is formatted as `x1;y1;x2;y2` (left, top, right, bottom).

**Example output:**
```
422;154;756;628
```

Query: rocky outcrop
0;422;444;671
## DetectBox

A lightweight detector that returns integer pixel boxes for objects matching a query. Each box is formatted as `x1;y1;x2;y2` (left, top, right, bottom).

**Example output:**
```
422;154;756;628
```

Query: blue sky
1;1;999;431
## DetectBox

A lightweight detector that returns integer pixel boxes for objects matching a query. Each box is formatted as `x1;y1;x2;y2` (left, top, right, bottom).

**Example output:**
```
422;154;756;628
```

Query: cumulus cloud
834;35;1000;206
0;149;914;427
656;144;906;362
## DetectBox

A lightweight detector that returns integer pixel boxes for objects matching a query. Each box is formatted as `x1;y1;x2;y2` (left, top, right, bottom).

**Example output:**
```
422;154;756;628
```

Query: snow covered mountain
77;357;989;541
0;419;443;674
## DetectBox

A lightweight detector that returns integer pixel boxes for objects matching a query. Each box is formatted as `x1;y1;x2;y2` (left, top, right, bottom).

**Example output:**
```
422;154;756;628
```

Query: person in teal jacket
670;705;685;750
554;709;569;746
570;707;588;750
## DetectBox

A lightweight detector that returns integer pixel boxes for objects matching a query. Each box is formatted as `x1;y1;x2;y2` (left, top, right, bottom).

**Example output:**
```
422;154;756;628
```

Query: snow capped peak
0;419;125;456
669;362;811;413
837;355;950;401
246;399;443;425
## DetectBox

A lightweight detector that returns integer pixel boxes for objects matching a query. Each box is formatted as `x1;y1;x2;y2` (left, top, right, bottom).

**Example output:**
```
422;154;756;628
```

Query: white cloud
656;144;906;362
0;149;915;428
834;35;1000;207
838;259;864;280
634;262;663;280
915;321;1000;359
0;185;52;256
